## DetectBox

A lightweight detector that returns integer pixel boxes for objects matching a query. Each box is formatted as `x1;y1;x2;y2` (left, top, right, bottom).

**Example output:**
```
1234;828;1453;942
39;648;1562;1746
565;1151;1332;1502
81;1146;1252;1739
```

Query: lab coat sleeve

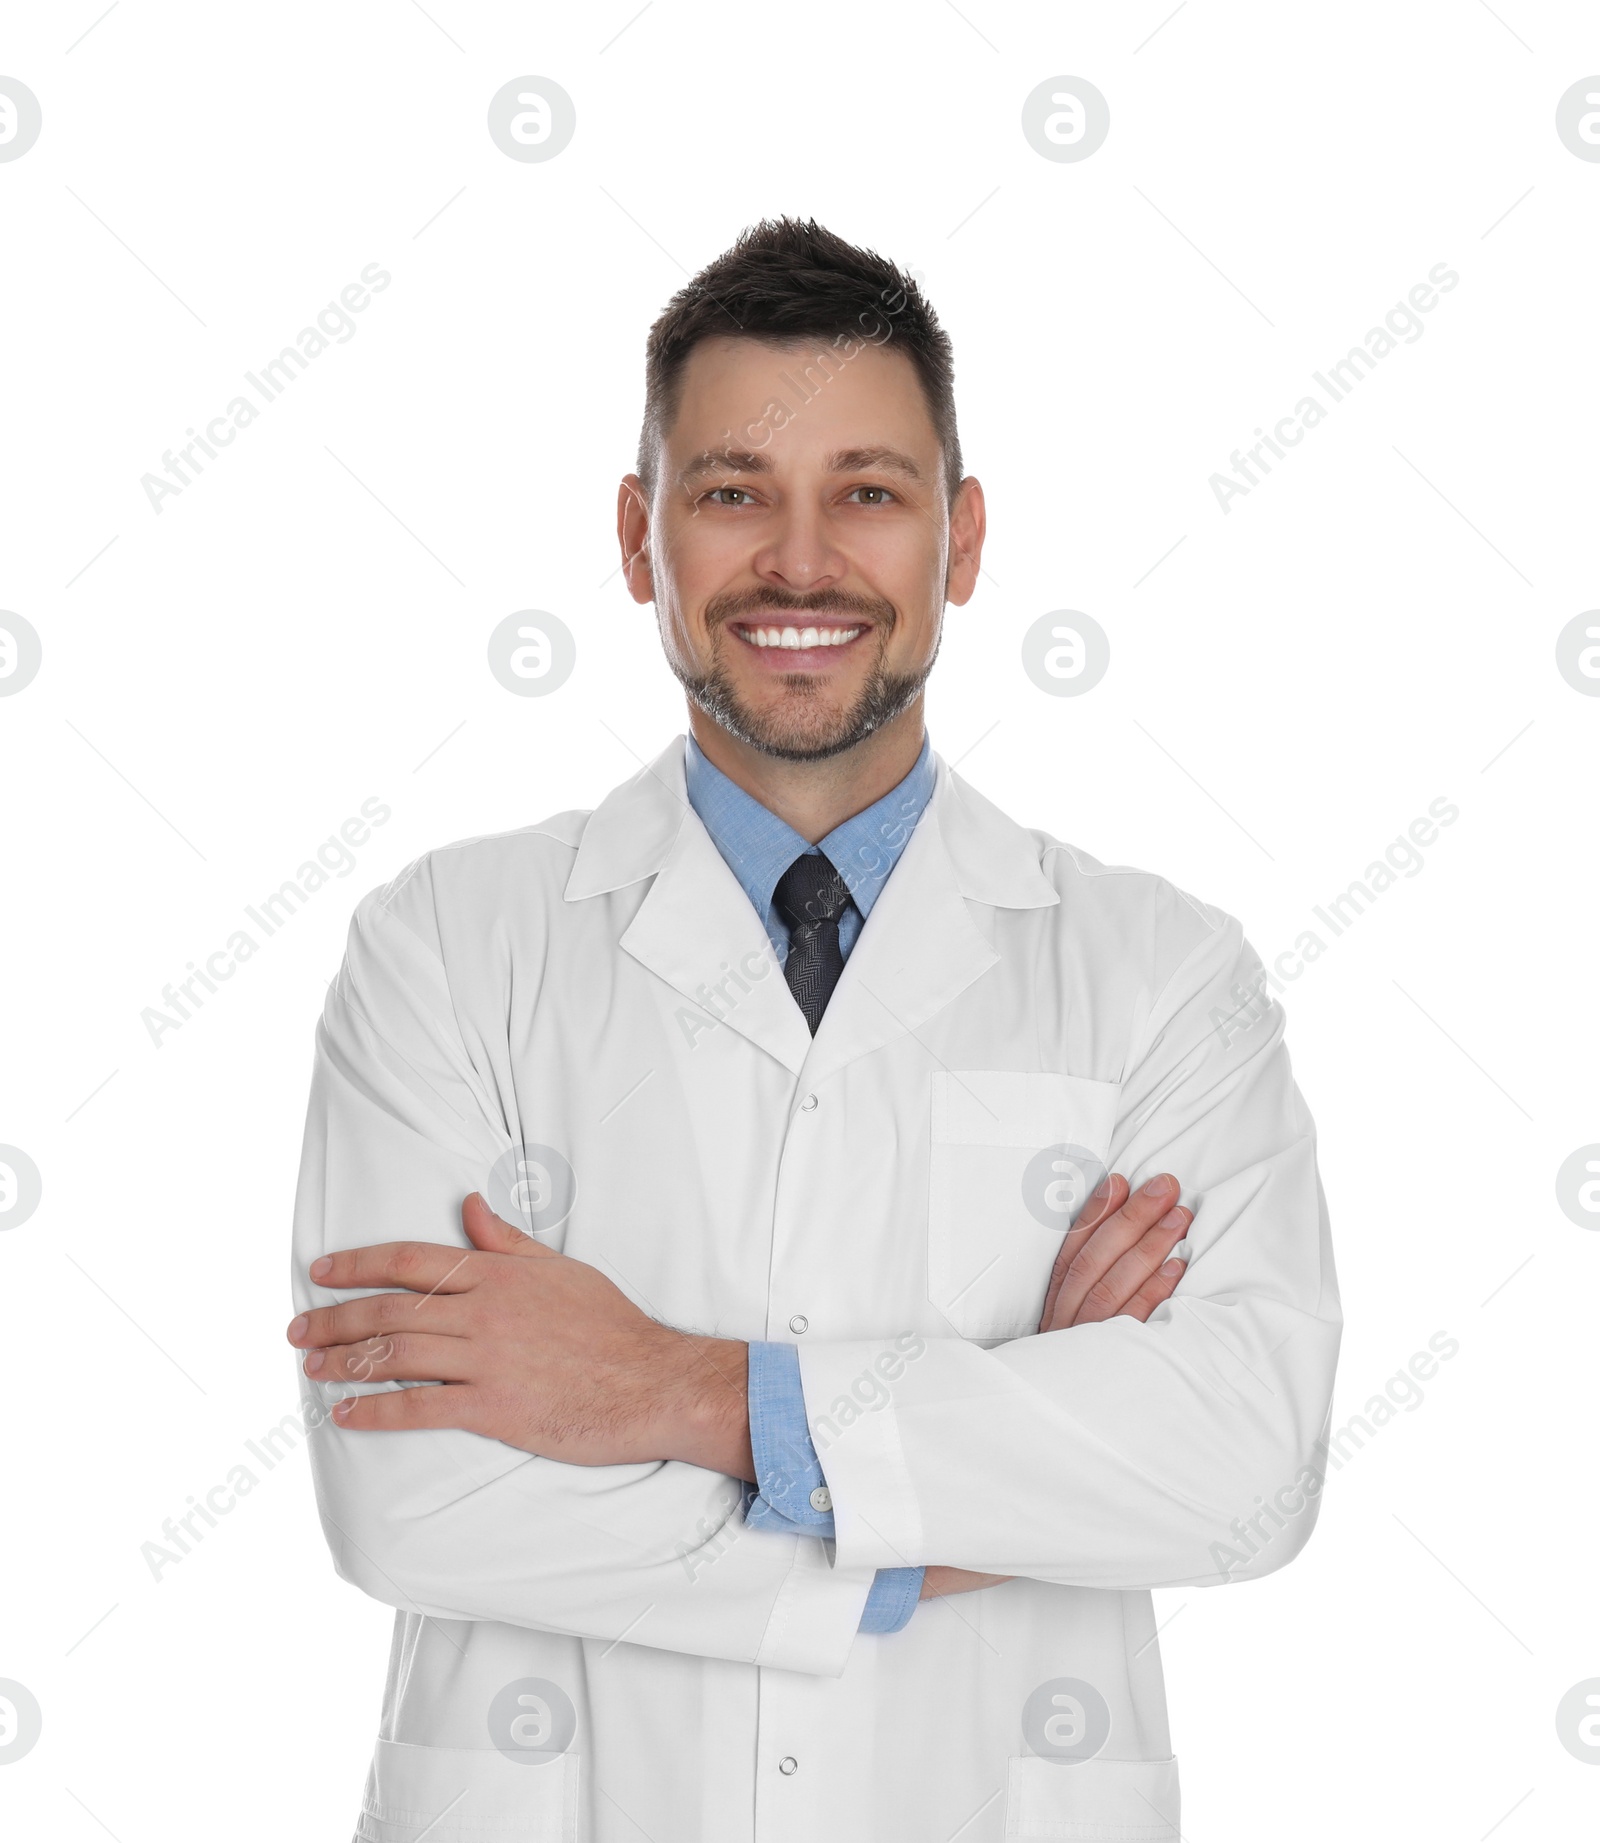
290;867;876;1676
795;904;1343;1589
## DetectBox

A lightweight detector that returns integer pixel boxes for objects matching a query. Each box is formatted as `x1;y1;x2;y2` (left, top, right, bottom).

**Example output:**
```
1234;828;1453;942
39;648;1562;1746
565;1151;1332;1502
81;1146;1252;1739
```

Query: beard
669;587;938;763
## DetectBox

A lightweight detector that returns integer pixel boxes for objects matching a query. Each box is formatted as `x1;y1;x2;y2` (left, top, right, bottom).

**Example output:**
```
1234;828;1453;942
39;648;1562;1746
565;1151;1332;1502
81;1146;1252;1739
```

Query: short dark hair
636;216;962;500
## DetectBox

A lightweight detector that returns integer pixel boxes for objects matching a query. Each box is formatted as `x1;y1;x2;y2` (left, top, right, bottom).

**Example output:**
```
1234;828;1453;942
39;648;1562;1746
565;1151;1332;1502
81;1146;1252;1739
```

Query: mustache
704;587;895;628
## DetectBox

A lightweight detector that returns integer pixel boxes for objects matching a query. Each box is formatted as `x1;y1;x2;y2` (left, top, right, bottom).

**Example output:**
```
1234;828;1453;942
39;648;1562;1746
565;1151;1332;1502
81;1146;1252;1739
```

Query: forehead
664;335;939;461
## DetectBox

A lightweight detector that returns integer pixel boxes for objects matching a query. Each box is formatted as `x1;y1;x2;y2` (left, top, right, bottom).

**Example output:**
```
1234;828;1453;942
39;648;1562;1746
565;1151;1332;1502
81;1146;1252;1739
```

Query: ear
617;474;655;605
944;476;987;606
461;1191;555;1258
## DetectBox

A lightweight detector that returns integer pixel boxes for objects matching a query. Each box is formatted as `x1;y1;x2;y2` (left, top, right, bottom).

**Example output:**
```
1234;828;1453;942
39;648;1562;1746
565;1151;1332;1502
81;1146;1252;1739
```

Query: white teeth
739;625;863;650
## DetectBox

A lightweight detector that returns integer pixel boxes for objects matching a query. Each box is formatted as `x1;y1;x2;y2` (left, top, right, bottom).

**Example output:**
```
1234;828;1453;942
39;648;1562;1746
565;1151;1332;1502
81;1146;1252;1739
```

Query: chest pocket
927;1070;1121;1340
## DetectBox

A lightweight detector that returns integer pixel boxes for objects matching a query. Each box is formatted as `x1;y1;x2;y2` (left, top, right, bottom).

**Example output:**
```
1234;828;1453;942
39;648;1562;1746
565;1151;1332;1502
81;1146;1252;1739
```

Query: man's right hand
918;1172;1192;1602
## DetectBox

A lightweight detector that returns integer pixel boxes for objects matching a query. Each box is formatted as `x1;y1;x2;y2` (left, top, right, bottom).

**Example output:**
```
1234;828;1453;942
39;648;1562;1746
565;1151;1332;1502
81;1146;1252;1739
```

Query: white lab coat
291;736;1340;1843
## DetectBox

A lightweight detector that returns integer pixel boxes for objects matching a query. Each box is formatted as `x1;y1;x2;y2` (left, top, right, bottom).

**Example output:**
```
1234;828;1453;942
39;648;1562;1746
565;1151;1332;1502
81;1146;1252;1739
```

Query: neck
687;700;926;844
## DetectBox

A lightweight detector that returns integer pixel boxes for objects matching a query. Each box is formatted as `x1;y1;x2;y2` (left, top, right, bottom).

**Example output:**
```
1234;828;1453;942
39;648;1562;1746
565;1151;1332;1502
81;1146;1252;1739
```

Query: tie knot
774;851;853;931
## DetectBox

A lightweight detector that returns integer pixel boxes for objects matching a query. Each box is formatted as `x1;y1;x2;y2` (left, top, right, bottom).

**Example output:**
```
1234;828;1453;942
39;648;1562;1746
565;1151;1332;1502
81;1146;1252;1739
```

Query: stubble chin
674;649;933;763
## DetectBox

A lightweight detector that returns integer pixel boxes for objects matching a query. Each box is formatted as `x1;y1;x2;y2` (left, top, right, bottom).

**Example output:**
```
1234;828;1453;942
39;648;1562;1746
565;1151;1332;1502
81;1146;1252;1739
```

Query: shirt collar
683;730;936;923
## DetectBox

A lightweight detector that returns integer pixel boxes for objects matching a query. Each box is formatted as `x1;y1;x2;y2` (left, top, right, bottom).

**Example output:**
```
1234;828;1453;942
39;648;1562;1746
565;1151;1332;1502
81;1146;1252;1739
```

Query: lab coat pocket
1004;1754;1180;1839
357;1738;581;1841
927;1070;1121;1340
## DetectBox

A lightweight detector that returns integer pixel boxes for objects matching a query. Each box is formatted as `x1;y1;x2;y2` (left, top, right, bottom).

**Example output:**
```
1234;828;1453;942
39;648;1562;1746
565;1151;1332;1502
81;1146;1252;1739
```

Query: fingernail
304;1350;325;1375
310;1256;332;1280
1091;1177;1112;1200
1157;1206;1187;1231
1140;1174;1174;1198
332;1399;353;1422
1160;1258;1185;1276
287;1314;308;1342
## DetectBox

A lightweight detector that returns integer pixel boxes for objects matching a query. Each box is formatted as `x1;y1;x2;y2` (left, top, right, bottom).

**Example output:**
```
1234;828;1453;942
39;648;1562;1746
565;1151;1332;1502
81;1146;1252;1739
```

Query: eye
705;486;758;507
844;485;897;505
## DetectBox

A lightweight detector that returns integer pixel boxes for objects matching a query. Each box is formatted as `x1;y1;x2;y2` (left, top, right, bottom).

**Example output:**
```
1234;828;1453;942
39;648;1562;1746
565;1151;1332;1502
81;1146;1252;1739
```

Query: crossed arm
293;878;1338;1665
285;1169;1193;1602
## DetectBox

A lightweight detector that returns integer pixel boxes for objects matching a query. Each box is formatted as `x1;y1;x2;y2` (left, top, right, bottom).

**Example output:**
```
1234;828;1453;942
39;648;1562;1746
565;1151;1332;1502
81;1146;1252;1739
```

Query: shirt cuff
858;1566;925;1633
745;1340;837;1536
743;1342;924;1634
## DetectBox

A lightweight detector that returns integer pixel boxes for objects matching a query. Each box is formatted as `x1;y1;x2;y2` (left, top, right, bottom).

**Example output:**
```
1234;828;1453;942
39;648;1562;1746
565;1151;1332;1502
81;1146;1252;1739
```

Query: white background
1;1;1596;1837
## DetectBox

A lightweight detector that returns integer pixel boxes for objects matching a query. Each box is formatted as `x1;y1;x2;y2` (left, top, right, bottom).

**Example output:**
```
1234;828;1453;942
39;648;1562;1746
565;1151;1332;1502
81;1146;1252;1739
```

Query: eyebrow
677;445;926;485
680;448;773;481
830;446;925;482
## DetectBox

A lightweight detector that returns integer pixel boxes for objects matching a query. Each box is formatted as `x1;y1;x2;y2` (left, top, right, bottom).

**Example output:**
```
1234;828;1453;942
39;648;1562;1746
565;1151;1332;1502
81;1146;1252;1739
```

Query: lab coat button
788;1314;809;1334
778;1756;799;1775
800;1093;818;1111
809;1486;832;1512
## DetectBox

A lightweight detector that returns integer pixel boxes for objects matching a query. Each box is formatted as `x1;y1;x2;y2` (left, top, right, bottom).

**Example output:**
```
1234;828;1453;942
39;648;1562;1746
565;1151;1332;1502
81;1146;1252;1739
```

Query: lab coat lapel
799;755;1061;1089
623;819;815;1074
565;738;814;1076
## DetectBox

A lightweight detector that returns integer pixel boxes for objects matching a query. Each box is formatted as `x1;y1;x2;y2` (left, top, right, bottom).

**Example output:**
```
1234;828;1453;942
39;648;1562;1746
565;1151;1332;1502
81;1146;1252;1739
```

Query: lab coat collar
564;735;1059;1077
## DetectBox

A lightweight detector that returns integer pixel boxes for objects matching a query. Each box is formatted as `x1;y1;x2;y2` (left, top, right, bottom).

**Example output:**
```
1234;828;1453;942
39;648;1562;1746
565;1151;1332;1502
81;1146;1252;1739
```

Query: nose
750;494;850;595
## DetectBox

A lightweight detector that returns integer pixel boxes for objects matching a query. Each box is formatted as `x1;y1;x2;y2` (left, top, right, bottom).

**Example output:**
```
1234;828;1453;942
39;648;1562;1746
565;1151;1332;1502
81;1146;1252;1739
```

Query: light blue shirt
683;731;935;1635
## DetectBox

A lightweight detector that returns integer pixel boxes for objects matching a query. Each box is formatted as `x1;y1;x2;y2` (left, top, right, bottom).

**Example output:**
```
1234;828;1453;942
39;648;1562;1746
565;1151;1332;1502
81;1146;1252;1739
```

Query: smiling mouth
729;621;866;651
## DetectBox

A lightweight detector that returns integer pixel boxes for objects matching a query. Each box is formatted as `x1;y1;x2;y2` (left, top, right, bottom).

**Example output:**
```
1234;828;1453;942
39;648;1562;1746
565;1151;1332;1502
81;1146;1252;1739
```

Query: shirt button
809;1485;832;1512
788;1314;809;1334
778;1756;799;1775
800;1093;818;1112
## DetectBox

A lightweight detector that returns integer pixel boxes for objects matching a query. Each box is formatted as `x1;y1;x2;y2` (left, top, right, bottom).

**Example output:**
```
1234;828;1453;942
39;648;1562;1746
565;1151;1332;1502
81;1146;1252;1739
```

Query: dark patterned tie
773;851;856;1034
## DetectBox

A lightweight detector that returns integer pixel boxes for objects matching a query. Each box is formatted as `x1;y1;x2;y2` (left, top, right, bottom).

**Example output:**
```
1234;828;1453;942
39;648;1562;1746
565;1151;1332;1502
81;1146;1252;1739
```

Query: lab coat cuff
752;1532;879;1676
795;1336;927;1572
746;1340;838;1535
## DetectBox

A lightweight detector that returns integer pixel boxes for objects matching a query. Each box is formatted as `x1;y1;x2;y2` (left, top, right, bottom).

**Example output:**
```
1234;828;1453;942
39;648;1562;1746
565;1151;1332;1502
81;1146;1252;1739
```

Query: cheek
873;552;947;639
642;562;707;663
657;523;746;613
891;601;945;669
858;520;945;595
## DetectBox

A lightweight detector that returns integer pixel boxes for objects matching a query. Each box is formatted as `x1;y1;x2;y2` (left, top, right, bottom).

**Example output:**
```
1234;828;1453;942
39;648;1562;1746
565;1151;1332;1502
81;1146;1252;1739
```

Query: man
288;218;1340;1843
